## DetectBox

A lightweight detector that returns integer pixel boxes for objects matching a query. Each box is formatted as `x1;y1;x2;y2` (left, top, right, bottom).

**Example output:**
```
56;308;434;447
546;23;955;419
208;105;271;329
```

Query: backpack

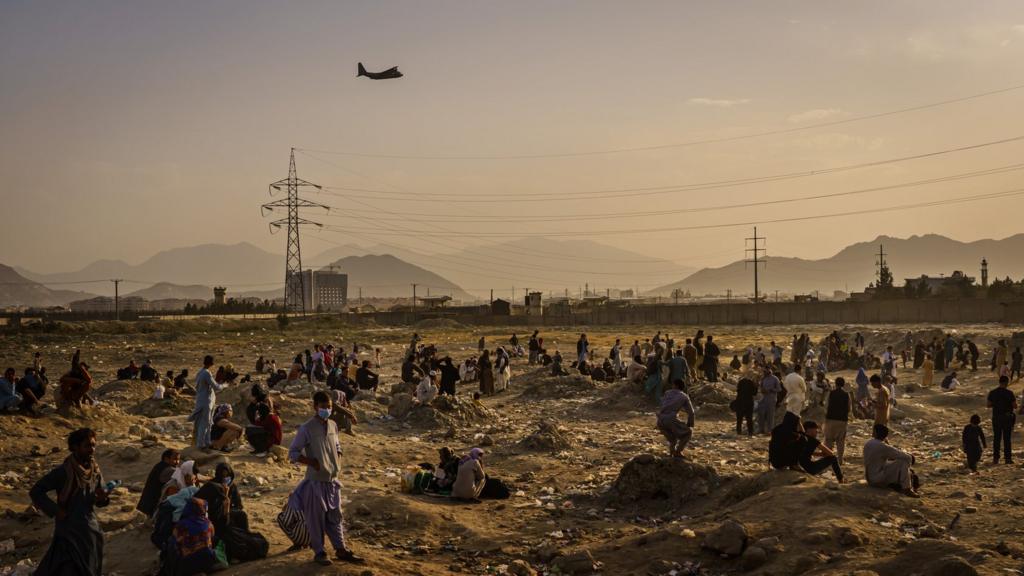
481;477;511;499
223;525;269;563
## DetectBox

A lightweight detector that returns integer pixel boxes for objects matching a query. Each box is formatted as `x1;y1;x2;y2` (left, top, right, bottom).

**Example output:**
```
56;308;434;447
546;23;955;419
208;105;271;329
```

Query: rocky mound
609;454;720;504
517;419;575;452
389;393;495;429
517;368;597;399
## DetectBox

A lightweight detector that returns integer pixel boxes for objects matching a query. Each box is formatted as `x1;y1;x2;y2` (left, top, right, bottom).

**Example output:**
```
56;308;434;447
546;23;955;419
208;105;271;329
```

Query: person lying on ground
863;423;919;498
209;404;244;453
798;421;844;482
657;379;695;458
137;448;181;517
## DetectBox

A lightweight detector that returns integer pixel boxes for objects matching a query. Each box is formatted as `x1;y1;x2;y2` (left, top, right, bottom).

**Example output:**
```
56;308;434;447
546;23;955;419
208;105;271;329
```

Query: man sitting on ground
864;423;919;497
137;448;180;517
139;360;158;382
16;367;46;414
0;368;21;412
798;421;844;482
355;361;379;392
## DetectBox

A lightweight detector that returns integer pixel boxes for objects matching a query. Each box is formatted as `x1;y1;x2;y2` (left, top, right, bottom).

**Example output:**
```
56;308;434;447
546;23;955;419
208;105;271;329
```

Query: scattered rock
507;559;537;576
923;555;978;576
701;519;748;557
551;549;595;575
834;526;869;547
117;445;141;462
740;546;767;571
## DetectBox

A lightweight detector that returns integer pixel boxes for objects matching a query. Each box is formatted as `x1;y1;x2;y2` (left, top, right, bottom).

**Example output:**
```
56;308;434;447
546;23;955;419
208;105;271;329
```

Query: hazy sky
4;0;1024;284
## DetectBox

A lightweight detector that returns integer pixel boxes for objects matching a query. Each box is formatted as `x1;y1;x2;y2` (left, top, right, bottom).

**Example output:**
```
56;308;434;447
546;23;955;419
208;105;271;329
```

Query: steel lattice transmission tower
261;148;328;315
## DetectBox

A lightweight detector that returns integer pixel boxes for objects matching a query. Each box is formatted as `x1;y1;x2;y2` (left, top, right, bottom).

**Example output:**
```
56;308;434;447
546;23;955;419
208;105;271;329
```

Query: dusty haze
3;1;1024;288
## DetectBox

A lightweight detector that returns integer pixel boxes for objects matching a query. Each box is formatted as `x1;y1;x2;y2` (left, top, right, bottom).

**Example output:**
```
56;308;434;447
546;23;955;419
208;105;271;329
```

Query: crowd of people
11;328;1024;575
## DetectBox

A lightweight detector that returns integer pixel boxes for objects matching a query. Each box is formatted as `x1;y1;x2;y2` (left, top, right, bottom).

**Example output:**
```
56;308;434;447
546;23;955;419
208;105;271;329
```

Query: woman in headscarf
160;460;201;502
169;497;223;575
855;368;870;402
209;403;243;453
768;411;805;470
195;463;245;537
452;448;487;501
478;350;494;395
644;352;664;402
494;347;511;392
434;446;461;491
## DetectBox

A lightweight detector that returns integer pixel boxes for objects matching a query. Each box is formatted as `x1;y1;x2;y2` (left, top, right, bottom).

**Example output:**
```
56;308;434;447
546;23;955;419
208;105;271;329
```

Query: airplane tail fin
357;62;366;77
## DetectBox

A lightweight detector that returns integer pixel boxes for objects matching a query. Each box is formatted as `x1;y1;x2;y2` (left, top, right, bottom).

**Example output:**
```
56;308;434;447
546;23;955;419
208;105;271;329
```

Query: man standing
191;355;225;449
610;338;623;375
757;368;782;435
824;377;852;464
528;331;540;365
967;339;979;371
668;349;690;391
288;391;364;566
576;334;589;366
783;365;807;416
871;374;890;427
30;428;110;575
987;375;1017;464
683;339;698;382
704;335;720;382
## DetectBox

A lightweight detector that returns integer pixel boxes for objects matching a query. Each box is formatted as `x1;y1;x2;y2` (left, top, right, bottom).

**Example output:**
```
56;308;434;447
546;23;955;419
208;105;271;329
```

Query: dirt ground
1;320;1023;576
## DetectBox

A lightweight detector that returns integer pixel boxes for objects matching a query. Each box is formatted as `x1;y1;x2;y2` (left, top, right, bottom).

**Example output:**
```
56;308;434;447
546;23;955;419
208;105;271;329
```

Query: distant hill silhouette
310;238;694;299
322;254;474;301
649;234;1024;297
0;264;95;307
124;282;215;301
17;242;281;296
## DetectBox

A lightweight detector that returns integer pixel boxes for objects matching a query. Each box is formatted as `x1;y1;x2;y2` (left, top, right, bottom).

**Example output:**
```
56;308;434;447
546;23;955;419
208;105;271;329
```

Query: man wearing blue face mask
288;391;364;566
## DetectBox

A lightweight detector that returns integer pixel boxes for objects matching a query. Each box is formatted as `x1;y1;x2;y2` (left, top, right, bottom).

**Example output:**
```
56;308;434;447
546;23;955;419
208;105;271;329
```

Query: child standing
962;414;986;473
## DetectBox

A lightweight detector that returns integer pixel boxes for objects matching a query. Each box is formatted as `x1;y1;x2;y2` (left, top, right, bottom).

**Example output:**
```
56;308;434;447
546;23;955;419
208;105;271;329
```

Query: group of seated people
244;384;284;454
768;412;919;497
404;446;508;501
137;450;269;575
0;365;50;414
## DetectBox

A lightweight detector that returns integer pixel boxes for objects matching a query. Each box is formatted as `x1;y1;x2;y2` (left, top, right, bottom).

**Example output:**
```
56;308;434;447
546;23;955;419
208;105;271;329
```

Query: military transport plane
357;62;403;80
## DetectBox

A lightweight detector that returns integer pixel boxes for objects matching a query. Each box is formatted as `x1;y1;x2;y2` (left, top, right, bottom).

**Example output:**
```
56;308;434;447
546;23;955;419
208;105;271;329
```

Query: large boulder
702;519;749;557
609;454;719;504
388;393;415;419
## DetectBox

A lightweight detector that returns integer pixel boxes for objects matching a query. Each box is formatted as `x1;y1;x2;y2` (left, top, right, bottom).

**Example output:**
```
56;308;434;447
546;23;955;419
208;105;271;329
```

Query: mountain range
0;264;95;308
649;234;1024;297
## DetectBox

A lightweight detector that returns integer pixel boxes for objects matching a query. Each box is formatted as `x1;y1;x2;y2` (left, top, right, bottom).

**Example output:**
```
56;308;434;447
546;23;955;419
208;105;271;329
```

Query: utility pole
876;244;887;282
745;227;767;305
490;289;493;304
358;287;362;303
111;279;123;321
262;148;328;316
412;283;418;311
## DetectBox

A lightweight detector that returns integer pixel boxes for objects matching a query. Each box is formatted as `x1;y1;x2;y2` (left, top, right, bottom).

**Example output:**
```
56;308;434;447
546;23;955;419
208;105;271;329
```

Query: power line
317;162;1024;222
320;187;1024;238
301;134;1024;203
294;82;1024;160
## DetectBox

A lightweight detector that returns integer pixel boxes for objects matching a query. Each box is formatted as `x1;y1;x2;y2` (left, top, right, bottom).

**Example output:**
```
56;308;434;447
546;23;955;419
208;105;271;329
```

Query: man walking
987;375;1017;464
288;391;364;566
